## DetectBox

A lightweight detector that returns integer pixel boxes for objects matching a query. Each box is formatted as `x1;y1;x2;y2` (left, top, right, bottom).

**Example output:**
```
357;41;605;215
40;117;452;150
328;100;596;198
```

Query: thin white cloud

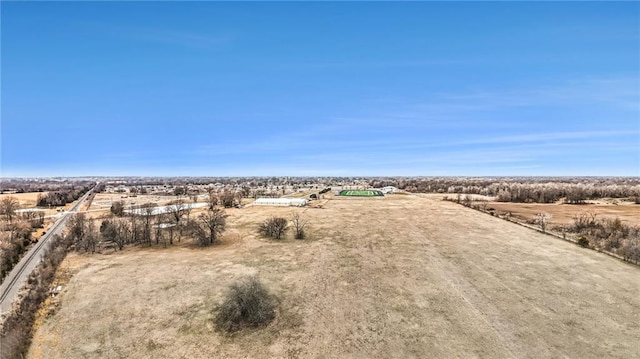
90;21;232;49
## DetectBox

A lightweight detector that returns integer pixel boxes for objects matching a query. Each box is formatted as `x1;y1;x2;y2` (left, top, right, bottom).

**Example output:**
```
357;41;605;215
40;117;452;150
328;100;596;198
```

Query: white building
253;198;308;207
380;186;401;194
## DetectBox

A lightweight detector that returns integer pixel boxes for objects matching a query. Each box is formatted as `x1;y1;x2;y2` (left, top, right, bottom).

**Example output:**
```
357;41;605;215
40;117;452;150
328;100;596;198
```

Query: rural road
0;185;97;315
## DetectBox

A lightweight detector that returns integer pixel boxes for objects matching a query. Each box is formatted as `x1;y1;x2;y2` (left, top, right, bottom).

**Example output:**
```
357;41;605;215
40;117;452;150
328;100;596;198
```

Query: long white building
253;198;307;207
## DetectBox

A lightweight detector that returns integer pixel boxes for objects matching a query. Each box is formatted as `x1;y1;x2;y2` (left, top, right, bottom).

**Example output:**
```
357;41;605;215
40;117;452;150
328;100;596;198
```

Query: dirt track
29;194;640;358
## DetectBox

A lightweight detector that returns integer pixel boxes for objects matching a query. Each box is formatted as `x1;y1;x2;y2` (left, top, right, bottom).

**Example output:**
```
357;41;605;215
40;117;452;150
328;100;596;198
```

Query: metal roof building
253;198;308;207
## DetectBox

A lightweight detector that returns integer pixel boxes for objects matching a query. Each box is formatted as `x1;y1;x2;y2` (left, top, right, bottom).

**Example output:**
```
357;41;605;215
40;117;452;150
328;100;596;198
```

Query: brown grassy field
28;194;639;358
422;193;639;228
484;201;639;227
0;192;47;208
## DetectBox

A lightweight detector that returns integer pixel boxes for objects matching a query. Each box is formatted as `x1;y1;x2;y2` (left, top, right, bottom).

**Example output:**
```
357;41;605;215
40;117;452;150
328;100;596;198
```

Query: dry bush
215;276;276;333
578;236;590;248
258;217;288;240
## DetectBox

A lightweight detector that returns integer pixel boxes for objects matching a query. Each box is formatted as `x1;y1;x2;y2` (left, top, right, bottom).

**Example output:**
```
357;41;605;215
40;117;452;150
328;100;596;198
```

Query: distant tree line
0;179;95;194
69;201;229;252
36;184;93;207
0;197;44;281
369;178;640;203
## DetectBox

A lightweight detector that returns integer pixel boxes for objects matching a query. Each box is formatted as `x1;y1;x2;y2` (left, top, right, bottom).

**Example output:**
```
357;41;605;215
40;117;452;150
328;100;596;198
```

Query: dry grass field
485;201;640;227
422;193;639;228
89;193;183;210
28;194;640;358
0;192;47;208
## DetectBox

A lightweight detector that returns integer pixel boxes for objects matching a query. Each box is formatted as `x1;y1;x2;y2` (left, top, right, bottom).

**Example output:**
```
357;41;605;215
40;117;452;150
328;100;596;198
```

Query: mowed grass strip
339;190;383;197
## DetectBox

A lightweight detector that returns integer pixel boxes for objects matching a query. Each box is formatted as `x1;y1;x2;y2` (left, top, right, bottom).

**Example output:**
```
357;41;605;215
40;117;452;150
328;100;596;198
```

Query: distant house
253;198;308;207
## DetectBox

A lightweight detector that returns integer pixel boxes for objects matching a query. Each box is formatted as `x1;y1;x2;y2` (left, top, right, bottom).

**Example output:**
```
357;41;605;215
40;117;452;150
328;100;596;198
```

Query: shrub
578;236;590;248
215;276;276;333
259;217;288;240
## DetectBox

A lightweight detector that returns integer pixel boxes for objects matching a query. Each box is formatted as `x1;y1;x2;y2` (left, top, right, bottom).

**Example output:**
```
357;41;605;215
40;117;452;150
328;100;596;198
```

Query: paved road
0;185;96;315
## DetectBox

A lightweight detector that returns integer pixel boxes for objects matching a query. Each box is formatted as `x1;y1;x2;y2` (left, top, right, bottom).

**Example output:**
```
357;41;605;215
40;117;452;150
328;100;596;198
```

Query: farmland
0;192;47;209
483;200;640;227
28;193;639;358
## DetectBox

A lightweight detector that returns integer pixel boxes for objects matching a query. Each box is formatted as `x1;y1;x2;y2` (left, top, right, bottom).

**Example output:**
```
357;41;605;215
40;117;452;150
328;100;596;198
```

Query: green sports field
338;190;384;197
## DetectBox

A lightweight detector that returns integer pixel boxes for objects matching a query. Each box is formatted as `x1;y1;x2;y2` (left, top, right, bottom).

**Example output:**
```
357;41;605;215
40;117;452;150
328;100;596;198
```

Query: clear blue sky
1;2;638;177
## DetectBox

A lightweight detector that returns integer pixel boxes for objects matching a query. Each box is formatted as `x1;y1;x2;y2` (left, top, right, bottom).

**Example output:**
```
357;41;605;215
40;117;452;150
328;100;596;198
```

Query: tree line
36;184;93;207
566;214;640;264
0;233;71;359
0;197;45;281
70;199;310;253
70;201;229;252
369;177;640;203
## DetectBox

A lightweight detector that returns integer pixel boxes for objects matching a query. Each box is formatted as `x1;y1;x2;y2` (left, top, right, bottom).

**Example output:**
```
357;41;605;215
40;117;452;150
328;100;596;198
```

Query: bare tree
108;217;131;250
0;196;19;223
220;190;236;208
207;187;218;209
129;211;140;244
535;213;551;233
191;207;228;246
110;200;125;216
68;214;97;253
174;186;187;196
240;185;251;198
21;210;44;228
67;213;87;246
140;203;156;246
291;212;308;239
259;217;288;240
169;199;186;239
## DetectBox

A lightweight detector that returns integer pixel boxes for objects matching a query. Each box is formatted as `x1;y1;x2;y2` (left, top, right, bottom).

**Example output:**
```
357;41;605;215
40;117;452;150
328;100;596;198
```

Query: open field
0;192;47;208
29;194;639;358
421;193;640;228
485;201;640;227
89;193;186;210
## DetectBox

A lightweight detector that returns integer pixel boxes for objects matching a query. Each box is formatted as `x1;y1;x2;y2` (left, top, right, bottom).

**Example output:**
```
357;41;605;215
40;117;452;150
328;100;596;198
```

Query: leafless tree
240;185;251;198
535;213;551;233
259;217;288;240
0;196;19;223
112;217;131;249
291;212;308;239
21;210;44;228
139;203;156;246
67;213;87;245
110;200;125;216
463;195;472;207
220;190;236;208
69;214;97;253
207;187;218;209
191;207;228;246
169;199;186;238
129;210;140;244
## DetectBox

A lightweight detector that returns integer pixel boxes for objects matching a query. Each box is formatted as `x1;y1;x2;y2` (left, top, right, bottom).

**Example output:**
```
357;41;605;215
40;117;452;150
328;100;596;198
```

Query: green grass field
338;190;384;197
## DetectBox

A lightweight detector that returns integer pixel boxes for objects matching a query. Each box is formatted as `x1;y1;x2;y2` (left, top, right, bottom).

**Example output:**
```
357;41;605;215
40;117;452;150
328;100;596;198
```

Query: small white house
253;198;308;207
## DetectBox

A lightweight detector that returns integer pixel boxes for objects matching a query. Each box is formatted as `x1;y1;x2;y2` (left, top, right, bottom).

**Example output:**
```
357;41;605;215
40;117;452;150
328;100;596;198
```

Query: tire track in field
399;205;551;359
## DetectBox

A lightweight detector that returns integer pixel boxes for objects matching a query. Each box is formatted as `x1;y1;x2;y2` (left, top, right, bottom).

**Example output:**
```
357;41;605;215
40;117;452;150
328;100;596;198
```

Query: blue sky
1;2;638;177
